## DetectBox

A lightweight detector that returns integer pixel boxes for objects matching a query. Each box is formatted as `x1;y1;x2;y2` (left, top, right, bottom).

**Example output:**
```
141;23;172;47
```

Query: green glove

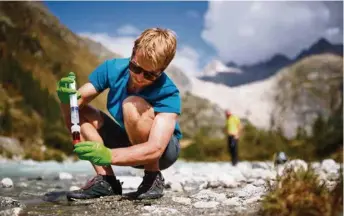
73;141;112;166
56;72;81;104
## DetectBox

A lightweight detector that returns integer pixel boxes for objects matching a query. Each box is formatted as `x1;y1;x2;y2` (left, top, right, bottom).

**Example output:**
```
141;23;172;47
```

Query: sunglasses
129;61;162;81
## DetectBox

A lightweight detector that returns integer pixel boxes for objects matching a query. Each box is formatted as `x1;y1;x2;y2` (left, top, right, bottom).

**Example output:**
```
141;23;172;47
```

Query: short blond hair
132;27;177;71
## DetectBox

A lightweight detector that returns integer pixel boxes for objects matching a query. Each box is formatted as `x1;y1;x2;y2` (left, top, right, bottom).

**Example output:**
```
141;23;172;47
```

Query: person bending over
56;28;182;200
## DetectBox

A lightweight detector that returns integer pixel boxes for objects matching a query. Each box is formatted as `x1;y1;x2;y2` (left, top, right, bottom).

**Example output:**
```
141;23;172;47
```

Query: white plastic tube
69;72;80;144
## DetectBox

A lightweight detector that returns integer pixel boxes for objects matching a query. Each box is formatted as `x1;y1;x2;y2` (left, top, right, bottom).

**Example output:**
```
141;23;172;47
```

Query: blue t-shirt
88;57;182;140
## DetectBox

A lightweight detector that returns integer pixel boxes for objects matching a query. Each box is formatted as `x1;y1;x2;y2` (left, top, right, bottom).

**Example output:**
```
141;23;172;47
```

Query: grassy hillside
0;2;118;160
0;2;113;109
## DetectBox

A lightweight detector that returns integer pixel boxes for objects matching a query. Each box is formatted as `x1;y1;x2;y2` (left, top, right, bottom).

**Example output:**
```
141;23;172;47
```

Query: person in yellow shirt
225;109;241;166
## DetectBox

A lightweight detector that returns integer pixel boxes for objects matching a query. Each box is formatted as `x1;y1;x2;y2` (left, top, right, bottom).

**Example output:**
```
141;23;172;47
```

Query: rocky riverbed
0;158;341;216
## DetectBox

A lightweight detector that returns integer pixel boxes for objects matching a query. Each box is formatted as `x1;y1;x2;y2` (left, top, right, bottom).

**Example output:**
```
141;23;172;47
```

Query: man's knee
79;105;104;130
122;96;155;124
122;96;155;144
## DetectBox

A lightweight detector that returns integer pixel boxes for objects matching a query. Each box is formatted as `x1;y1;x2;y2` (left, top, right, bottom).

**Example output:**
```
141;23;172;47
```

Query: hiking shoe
123;171;164;200
66;175;122;201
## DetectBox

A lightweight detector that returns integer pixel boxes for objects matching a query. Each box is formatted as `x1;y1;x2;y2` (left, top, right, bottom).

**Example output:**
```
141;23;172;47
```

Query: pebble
193;201;219;209
1;178;13;188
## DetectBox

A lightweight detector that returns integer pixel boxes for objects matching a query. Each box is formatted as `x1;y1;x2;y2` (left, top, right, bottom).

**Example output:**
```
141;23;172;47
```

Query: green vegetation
180;109;343;162
261;166;343;216
0;56;72;160
0;2;111;161
180;127;229;161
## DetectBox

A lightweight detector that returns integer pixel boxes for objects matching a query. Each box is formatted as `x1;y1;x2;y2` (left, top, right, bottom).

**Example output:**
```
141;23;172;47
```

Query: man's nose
136;72;145;81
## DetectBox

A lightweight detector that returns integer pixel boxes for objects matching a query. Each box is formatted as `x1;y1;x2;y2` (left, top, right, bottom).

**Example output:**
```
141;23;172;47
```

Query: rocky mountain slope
272;53;343;136
191;54;343;138
81;36;122;61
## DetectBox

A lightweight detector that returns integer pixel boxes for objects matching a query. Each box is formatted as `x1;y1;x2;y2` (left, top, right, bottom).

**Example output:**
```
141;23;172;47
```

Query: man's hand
73;141;112;166
56;72;81;104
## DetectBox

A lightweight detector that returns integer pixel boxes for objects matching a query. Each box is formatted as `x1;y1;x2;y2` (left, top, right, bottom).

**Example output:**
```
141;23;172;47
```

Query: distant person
225;110;241;166
56;28;182;200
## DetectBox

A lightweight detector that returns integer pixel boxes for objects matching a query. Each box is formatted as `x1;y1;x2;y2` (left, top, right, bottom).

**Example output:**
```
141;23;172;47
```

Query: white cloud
171;45;202;77
202;1;343;65
116;24;141;36
79;32;202;77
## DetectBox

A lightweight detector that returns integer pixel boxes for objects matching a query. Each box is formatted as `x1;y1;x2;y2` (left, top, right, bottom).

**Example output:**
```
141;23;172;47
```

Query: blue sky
45;1;210;50
44;1;342;77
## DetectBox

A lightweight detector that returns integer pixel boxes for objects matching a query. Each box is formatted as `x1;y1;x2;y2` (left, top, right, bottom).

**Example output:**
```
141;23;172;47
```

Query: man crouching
56;28;182;200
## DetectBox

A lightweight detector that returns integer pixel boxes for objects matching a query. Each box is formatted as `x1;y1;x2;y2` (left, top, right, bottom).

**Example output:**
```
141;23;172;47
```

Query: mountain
201;59;242;77
296;38;343;60
81;36;122;61
179;92;226;139
200;38;343;87
272;53;343;136
201;54;290;86
0;1;123;160
164;65;192;93
191;53;343;138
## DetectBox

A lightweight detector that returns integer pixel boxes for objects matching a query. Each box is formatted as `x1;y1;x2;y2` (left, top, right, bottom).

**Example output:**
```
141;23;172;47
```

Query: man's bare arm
110;112;178;166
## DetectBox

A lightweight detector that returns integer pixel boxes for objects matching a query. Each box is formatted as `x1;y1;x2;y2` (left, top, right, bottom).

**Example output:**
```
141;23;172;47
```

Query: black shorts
97;111;180;170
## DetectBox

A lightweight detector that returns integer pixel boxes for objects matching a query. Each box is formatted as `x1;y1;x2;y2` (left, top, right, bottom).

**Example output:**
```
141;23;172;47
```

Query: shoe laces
80;175;101;190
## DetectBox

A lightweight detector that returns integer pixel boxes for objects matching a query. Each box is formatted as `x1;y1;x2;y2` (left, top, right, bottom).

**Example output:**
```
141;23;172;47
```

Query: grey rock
0;207;23;216
0;178;13;188
253;179;267;187
202;174;239;189
223;197;241;206
166;182;183;192
191;189;227;202
321;159;340;174
193;201;219;209
0;196;25;210
58;172;73;180
141;206;180;215
235;184;266;199
279;159;308;174
172;197;191;205
17;182;28;188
